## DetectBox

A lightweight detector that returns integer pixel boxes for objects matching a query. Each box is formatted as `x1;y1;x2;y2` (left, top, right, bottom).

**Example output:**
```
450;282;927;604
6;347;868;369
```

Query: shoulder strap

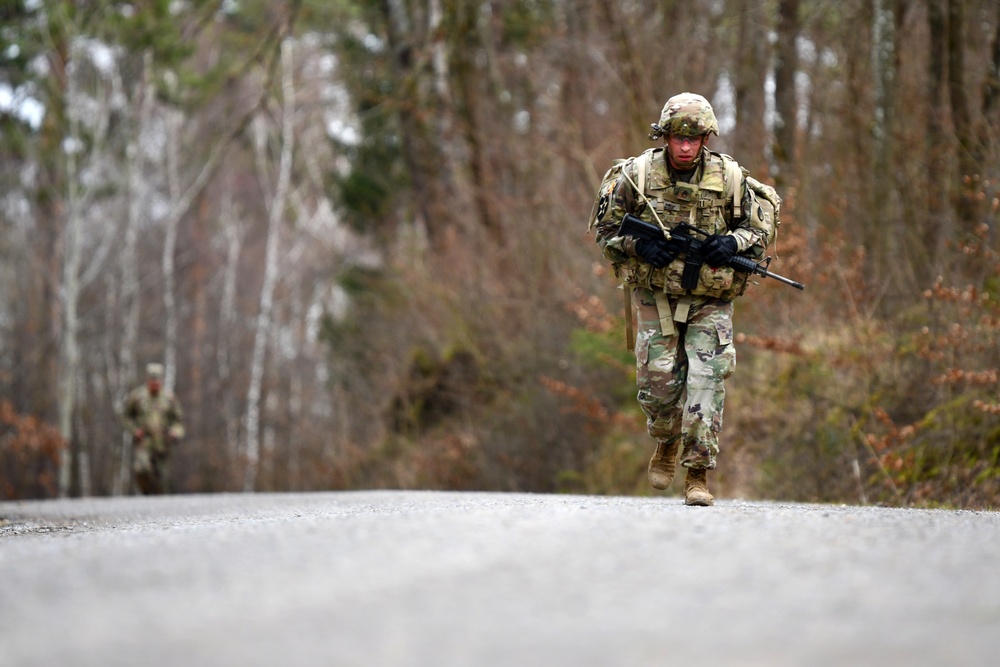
637;150;649;194
724;156;742;219
618;150;667;231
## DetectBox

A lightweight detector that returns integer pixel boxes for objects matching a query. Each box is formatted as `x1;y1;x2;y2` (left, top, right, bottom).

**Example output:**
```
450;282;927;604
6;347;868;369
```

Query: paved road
2;491;998;666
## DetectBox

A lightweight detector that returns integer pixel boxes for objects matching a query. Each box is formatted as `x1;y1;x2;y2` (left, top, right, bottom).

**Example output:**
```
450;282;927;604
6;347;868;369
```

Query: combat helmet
649;92;719;140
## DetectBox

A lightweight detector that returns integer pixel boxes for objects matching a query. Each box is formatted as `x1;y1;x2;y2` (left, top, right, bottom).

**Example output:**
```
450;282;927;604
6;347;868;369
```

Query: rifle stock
618;214;805;291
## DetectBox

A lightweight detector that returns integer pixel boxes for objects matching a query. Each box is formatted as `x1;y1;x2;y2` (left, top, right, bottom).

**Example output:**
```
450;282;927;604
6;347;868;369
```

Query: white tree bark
55;34;131;497
163;105;183;394
244;38;296;492
55;37;118;497
57;53;84;498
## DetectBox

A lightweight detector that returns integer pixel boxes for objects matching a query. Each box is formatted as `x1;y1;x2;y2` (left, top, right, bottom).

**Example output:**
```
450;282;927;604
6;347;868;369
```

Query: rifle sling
654;291;677;336
673;295;692;324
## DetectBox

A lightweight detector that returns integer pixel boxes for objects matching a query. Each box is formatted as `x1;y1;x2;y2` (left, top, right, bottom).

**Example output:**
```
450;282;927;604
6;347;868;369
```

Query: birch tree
244;37;296;492
56;45;85;497
55;30;126;497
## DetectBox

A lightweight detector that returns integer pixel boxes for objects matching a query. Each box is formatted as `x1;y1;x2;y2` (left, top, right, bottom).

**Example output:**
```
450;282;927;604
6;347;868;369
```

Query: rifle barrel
761;270;805;290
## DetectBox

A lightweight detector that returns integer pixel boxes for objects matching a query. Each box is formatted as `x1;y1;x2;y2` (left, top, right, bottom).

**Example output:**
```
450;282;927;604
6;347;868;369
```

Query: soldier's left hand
703;234;737;267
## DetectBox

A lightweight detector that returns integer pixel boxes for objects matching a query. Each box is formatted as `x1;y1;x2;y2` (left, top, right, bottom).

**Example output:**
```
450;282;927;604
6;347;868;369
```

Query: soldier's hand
633;239;675;268
703;234;738;267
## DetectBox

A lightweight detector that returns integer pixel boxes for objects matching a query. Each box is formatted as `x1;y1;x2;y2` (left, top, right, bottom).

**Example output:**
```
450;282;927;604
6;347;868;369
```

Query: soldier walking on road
123;363;185;495
590;93;779;506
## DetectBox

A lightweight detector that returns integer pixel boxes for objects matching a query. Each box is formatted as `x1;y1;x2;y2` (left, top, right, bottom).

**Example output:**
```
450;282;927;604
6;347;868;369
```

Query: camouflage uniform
592;93;775;476
123;364;185;495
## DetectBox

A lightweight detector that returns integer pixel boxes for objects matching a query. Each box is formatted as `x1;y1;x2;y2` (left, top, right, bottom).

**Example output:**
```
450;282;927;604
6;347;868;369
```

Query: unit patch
596;193;610;222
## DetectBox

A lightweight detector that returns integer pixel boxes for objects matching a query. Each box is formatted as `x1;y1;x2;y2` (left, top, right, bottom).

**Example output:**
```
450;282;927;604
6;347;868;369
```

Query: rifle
618;213;805;291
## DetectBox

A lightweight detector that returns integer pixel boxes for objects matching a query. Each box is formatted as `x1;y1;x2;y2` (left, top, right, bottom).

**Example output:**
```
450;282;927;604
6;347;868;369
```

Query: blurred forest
0;0;997;508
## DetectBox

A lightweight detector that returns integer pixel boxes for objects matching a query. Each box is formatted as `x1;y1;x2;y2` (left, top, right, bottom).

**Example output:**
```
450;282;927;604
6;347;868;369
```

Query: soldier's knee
690;347;734;383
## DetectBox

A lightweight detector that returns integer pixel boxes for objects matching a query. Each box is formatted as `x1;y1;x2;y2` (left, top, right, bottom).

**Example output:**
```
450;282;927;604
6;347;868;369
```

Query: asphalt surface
2;491;998;667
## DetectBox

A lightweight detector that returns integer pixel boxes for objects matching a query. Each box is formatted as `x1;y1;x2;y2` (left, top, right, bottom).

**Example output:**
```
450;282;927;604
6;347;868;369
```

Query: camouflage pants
632;287;736;469
133;441;170;495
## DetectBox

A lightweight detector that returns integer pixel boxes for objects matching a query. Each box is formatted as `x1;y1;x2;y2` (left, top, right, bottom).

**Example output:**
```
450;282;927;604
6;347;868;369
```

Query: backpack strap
725;157;742;220
637;150;648;195
620;150;668;232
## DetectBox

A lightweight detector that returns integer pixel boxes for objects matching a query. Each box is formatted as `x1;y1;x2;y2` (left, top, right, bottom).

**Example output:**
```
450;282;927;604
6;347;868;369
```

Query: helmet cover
657;92;719;137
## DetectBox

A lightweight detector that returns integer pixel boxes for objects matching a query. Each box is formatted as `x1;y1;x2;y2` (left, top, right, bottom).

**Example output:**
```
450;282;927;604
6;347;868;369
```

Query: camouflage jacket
123;386;185;452
592;147;775;301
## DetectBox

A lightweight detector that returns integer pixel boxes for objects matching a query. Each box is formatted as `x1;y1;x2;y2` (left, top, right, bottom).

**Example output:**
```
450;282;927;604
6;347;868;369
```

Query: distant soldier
123;363;185;494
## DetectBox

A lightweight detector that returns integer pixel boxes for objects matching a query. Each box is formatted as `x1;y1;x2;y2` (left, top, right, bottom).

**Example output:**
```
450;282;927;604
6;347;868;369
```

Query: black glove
634;239;675;268
703;234;738;267
662;236;687;257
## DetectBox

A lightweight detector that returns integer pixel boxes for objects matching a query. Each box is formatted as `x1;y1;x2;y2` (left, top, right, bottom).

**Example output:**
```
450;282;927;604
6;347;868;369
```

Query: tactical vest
625;147;750;301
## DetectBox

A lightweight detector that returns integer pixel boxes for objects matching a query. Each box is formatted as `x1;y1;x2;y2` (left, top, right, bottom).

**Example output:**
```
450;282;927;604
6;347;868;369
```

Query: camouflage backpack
743;174;781;251
588;159;628;233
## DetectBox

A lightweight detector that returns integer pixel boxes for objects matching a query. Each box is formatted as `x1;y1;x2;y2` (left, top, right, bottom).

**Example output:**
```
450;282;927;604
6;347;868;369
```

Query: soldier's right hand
634;239;675;268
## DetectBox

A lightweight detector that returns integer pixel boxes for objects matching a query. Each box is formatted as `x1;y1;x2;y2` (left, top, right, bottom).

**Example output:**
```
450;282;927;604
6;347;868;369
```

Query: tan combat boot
684;467;714;506
647;439;679;490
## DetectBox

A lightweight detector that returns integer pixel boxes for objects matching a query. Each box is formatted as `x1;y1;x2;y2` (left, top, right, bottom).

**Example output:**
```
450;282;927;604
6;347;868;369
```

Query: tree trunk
947;0;977;228
57;49;84;498
244;38;296;492
926;0;951;277
598;0;654;147
382;0;451;244
872;0;905;291
218;187;243;465
732;0;769;175
451;3;501;243
163;107;183;393
773;0;800;185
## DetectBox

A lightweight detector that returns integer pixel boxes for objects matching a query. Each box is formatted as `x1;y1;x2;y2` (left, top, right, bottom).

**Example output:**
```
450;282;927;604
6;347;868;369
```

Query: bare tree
244;38;296;492
55;30;127;496
380;0;455;244
56;47;85;497
948;0;977;227
598;0;656;147
217;184;244;463
926;0;951;276
732;0;770;174
773;0;800;184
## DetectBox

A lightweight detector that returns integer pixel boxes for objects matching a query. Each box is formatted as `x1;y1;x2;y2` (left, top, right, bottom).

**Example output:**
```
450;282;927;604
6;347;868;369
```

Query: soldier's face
147;378;161;395
666;134;707;170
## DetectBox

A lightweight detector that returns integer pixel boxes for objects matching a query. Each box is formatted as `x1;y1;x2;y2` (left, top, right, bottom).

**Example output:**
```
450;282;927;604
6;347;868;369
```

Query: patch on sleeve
596;193;610;222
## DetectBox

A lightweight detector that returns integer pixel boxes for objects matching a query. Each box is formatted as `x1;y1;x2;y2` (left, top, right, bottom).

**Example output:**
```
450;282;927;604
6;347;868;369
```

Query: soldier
123;363;185;494
591;93;777;506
